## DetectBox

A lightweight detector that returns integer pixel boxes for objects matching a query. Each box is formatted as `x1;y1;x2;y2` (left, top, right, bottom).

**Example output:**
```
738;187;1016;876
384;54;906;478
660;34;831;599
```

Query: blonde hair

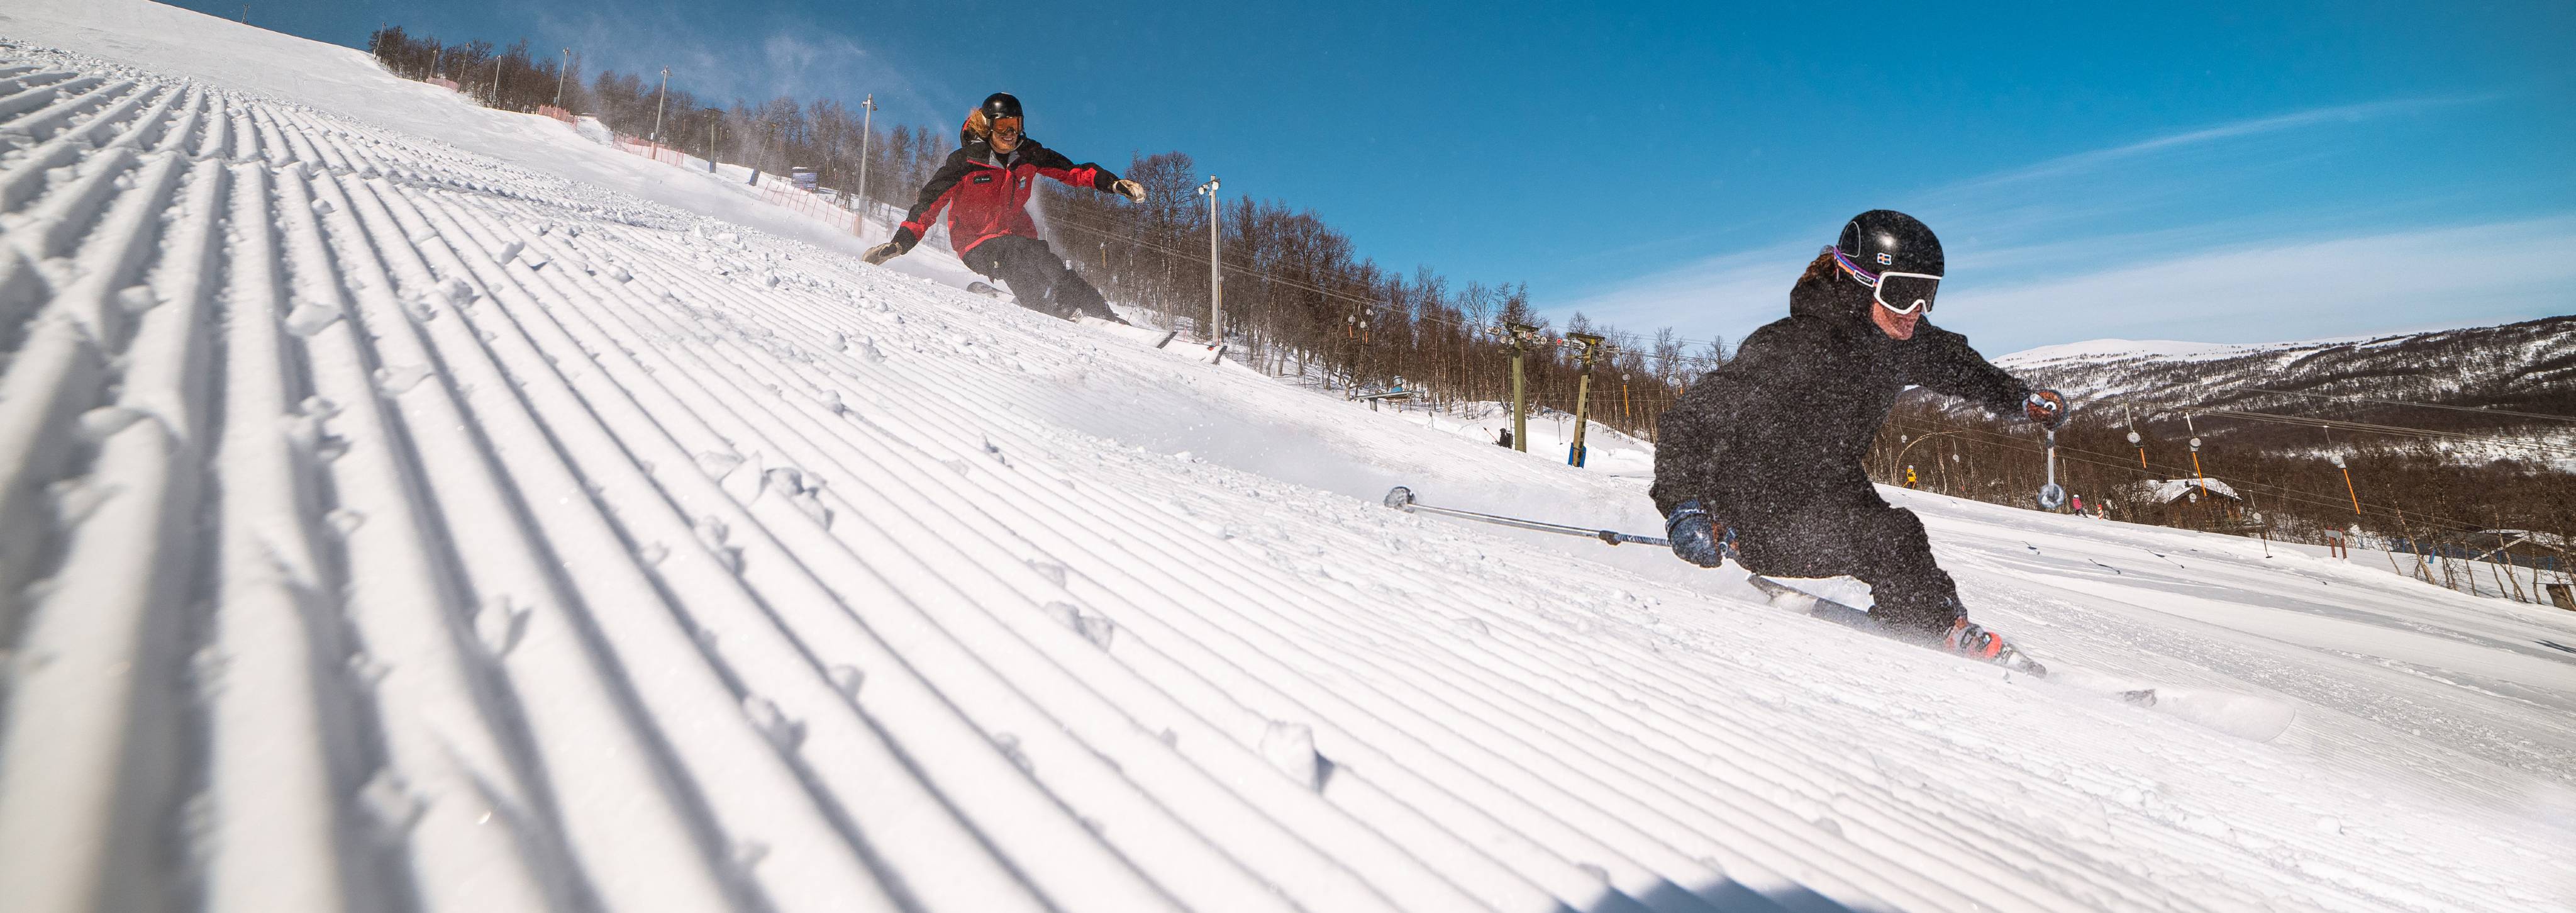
965;109;1022;150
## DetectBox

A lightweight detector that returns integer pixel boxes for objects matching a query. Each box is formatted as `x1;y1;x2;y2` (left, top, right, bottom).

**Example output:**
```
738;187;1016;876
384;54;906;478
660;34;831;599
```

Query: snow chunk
309;197;333;215
49;477;119;527
1260;720;1323;792
355;771;425;840
693;515;741;574
439;276;477;306
373;363;431;395
475;597;530;658
77;405;147;441
282;300;341;337
114;284;157;315
826;664;864;700
493;239;524;262
992;733;1033;774
694;449;745;480
742;696;804;753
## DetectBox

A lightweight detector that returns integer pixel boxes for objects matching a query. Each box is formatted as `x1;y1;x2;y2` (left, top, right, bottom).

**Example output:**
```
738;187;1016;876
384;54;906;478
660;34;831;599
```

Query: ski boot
1945;618;2046;676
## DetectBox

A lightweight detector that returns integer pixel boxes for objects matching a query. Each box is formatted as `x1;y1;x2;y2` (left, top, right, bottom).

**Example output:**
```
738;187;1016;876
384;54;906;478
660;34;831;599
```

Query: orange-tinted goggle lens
989;116;1023;138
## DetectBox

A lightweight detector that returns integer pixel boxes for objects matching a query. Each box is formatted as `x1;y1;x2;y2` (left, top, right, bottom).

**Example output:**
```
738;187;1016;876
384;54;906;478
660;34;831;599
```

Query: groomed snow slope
3;7;2574;913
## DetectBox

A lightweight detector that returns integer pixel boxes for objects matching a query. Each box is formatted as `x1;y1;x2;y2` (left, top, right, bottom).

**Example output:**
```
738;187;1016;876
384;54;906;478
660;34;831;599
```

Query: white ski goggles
1829;245;1941;315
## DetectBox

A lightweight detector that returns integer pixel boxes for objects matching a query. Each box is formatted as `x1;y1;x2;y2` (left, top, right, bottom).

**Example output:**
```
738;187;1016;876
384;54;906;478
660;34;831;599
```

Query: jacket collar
961;134;1043;168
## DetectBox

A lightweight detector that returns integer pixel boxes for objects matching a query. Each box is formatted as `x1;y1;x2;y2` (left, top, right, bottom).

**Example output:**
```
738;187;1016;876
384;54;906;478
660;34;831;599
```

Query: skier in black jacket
1651;210;2067;664
862;92;1145;322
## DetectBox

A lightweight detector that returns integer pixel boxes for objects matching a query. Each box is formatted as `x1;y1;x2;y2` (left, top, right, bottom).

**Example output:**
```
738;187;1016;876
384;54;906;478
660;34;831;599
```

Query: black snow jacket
1650;260;2033;521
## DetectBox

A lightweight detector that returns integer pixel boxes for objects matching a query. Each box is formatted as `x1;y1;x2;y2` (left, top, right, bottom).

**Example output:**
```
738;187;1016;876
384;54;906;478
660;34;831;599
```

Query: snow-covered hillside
3;4;2573;912
1996;321;2576;465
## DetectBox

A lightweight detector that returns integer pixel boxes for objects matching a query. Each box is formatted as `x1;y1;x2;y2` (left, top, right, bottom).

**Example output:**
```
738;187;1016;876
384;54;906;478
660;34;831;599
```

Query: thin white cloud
1551;95;2529;350
1550;241;1819;344
1935;95;2490;197
1939;216;2576;352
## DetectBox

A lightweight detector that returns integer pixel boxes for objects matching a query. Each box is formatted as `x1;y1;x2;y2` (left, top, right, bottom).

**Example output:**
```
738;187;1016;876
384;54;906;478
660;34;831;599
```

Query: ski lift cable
2249;388;2576;425
1039;206;1738;366
1882;417;2488;530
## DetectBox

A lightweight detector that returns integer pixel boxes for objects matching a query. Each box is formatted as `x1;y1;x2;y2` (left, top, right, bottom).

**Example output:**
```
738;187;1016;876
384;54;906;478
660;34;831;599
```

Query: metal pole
1382;487;1670;547
1567;333;1604;467
555;48;569;108
491;55;503;104
857;94;875;214
1506;322;1536;452
2186;415;2207;528
1197;176;1223;342
651;67;670;147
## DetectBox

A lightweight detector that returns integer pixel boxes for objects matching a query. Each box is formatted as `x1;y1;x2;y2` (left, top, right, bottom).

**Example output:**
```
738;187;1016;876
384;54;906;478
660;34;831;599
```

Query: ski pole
2035;428;2067;510
1382;486;1670;546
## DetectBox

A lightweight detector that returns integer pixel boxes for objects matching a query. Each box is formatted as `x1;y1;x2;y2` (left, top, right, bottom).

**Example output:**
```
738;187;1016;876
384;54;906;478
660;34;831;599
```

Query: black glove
863;228;920;266
2024;389;2067;429
1665;500;1725;568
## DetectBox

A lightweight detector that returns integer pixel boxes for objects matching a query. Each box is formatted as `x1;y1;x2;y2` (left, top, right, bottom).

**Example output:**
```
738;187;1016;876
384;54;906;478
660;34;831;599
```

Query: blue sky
191;0;2573;354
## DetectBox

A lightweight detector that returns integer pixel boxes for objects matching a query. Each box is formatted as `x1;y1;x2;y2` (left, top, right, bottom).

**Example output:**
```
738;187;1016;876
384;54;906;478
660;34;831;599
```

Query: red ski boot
1945;618;2046;676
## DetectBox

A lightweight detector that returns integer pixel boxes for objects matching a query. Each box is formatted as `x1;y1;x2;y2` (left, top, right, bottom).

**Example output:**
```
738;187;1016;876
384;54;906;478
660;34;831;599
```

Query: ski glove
1665;500;1725;568
862;242;904;266
2024;389;2067;429
1111;179;1146;203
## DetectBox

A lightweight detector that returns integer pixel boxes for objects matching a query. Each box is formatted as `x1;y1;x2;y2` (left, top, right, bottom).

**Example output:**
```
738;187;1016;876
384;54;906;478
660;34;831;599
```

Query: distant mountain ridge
1992;315;2576;461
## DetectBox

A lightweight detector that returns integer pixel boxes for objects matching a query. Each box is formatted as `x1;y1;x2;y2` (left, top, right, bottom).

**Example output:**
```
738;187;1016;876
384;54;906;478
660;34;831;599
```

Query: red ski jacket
891;133;1118;257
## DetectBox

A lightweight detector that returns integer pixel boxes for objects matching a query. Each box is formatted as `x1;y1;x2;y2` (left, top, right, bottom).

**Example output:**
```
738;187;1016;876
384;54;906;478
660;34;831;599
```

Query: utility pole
651;67;670;148
1196;176;1223;342
491;55;504;105
1504;322;1539;452
1566;333;1606;467
554;48;570;108
857;94;876;213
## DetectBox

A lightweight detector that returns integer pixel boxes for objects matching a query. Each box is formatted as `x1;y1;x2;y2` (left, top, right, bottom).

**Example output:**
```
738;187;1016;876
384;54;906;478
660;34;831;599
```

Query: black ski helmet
1835;210;1943;279
980;92;1023;123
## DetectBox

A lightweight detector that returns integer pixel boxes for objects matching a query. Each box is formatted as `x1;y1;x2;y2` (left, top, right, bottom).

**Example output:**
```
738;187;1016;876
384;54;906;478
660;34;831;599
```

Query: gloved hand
2024;389;2067;429
1111;179;1146;203
862;241;904;266
1665;500;1725;568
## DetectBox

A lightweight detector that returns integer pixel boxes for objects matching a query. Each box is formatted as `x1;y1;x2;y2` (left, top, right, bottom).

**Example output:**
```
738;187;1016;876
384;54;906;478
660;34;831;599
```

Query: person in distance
862;92;1145;324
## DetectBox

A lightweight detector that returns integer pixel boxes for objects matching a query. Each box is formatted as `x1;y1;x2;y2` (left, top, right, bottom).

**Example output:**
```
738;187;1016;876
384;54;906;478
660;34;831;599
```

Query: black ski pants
1731;491;1964;641
962;235;1117;322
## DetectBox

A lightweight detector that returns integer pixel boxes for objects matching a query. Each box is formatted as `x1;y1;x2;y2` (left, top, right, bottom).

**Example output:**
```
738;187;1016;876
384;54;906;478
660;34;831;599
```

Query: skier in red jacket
863;92;1145;323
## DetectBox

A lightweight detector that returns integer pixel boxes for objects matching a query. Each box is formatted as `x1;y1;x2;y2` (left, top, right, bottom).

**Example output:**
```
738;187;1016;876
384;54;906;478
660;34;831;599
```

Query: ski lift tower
1504;322;1540;453
1565;332;1606;467
1196;176;1223;342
